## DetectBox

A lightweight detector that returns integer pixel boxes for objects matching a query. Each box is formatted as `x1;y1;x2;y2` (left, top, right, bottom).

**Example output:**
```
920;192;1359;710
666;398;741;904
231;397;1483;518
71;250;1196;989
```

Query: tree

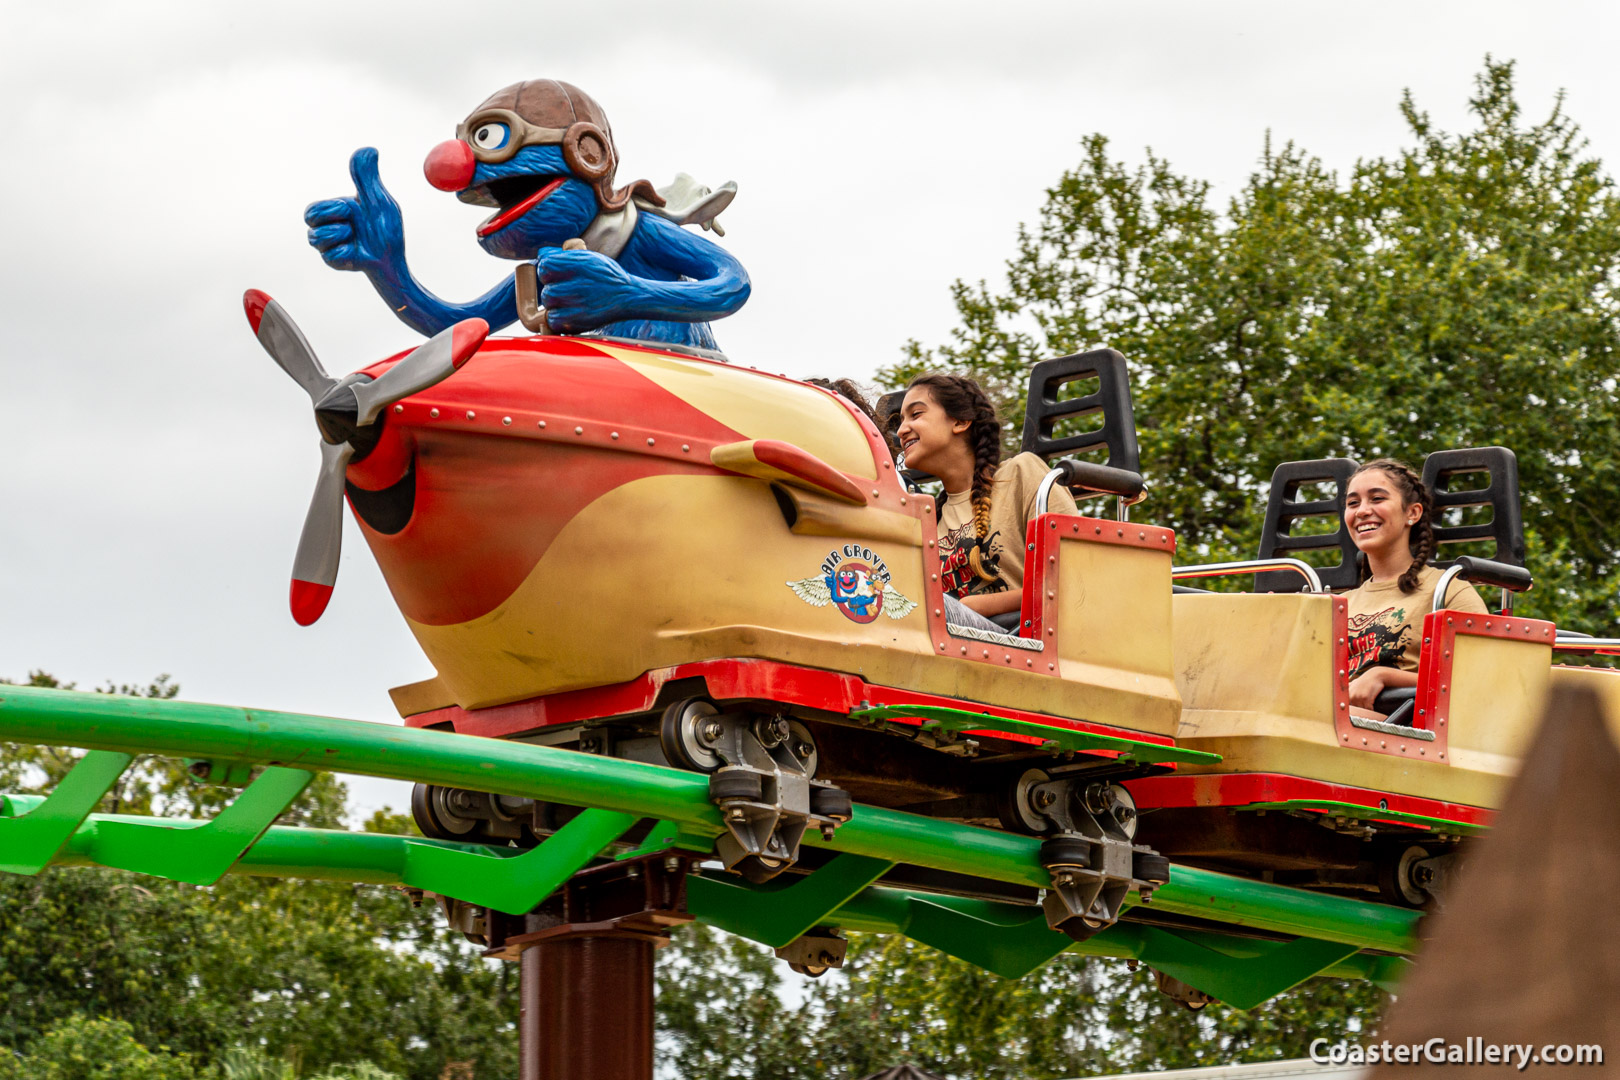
0;674;517;1080
887;58;1620;632
0;1015;209;1080
654;928;1386;1079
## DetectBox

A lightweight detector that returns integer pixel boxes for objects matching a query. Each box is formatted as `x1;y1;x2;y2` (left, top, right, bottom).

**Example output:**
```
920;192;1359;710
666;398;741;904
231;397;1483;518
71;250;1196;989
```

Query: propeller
243;290;488;625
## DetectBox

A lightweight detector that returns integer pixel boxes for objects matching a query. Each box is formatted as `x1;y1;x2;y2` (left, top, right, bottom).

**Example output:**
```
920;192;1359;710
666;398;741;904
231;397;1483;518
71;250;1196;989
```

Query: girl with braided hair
1342;458;1488;709
896;374;1076;633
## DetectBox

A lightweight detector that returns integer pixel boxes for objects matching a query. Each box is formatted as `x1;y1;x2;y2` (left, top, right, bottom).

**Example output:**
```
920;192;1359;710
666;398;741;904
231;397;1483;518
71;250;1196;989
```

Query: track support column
488;855;692;1080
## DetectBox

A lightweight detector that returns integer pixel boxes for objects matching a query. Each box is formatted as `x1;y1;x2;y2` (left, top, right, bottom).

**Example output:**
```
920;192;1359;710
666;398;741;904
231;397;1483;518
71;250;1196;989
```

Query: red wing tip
289;579;334;626
450;318;490;368
243;289;272;333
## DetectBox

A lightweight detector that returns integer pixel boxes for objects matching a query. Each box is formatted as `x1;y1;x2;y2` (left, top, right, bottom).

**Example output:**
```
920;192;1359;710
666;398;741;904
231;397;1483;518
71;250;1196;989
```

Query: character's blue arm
304;149;518;337
536;212;751;334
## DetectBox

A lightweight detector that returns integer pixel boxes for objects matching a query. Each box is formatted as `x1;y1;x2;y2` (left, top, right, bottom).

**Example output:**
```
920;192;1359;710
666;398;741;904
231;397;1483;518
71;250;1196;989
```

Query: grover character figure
304;80;749;349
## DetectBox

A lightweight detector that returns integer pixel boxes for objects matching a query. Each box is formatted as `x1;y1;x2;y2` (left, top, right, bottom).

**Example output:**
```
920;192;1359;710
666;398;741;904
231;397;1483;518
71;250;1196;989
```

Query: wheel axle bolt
702;722;723;741
1036;790;1056;809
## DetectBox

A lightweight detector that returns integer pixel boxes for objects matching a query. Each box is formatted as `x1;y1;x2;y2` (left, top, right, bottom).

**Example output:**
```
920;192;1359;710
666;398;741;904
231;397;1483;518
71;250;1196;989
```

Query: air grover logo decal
787;546;918;624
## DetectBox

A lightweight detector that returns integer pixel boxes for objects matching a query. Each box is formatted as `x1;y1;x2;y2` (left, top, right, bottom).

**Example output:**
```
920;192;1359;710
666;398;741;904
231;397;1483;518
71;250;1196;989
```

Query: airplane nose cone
424;140;476;192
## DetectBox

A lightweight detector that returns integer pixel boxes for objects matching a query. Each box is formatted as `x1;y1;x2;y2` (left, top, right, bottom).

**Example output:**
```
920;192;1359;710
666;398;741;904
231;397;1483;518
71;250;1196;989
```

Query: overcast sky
2;1;1614;817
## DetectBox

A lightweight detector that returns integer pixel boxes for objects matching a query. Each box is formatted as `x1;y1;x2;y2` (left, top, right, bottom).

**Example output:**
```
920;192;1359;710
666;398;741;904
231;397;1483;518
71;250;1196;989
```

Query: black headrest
1019;349;1140;474
1421;446;1526;568
1256;458;1363;592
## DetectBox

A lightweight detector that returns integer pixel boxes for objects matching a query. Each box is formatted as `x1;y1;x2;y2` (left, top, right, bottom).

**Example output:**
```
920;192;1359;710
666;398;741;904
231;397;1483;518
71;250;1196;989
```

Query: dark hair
906;374;1002;583
1351;458;1435;593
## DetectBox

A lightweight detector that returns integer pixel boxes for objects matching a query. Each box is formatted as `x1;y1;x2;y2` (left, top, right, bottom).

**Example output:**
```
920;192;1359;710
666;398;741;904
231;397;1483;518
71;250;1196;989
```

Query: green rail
0;797;1411;1009
0;685;1419;956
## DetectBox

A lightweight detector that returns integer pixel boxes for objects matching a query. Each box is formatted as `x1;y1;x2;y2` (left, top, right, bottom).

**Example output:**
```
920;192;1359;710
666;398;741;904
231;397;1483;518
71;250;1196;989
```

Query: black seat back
1019;349;1141;474
1255;458;1363;592
1253;447;1529;594
1421;447;1526;568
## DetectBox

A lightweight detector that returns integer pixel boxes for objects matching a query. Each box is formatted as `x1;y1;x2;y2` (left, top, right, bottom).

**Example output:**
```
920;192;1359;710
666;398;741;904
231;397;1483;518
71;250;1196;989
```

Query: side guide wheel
660;697;723;773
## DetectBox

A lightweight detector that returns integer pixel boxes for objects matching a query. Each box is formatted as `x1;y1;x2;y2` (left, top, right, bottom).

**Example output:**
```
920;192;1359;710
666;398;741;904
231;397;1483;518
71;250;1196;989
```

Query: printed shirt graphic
1346;602;1416;680
934;452;1077;600
936;496;1000;599
1343;564;1490;680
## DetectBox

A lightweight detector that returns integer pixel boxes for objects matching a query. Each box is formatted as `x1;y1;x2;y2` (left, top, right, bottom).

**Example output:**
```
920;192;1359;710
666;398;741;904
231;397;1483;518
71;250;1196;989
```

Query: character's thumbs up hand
303;148;408;275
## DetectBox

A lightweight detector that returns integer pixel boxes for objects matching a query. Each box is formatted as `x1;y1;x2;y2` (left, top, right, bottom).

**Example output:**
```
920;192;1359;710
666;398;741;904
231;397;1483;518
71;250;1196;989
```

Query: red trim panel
1336;609;1556;762
406;656;1181;756
1124;771;1493;828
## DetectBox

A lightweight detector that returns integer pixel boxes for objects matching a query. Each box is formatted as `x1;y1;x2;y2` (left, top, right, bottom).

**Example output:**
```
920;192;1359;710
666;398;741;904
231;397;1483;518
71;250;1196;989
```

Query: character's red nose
424;140;476;192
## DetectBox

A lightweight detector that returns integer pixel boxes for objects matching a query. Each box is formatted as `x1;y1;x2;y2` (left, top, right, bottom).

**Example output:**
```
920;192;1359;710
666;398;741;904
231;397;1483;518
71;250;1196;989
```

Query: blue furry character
304;80;749;350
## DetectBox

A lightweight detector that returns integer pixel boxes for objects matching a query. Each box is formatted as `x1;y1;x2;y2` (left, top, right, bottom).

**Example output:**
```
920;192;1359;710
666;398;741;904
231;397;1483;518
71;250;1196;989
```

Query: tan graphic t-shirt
1344;564;1489;679
937;452;1077;599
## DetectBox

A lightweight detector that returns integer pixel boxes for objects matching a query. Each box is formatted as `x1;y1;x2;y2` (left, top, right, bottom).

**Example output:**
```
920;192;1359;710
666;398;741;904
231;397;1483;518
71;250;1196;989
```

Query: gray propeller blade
288;441;355;626
244;289;337;404
351;319;489;425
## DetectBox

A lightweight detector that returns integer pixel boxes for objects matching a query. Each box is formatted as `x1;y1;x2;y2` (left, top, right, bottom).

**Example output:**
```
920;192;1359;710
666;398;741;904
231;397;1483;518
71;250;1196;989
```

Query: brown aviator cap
459;80;661;213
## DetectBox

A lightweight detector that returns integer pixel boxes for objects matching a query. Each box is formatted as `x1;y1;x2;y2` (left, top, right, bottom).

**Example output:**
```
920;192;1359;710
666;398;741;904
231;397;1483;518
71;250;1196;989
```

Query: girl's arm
960;590;1022;618
1347;666;1418;710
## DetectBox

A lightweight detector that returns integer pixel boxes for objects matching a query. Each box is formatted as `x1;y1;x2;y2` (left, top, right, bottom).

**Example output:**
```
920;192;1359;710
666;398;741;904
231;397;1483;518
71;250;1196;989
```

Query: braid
906;373;1003;584
1351;458;1435;594
966;415;1002;582
1403;513;1437;594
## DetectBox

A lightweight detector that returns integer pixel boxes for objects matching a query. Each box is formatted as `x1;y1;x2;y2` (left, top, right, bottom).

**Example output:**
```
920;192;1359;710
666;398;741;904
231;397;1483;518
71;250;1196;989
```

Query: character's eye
470;123;510;151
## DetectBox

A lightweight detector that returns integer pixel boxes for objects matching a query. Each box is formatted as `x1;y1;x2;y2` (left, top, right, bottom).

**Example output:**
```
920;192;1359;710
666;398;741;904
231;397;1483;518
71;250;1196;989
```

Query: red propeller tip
289;579;334;626
244;289;272;334
450;318;490;369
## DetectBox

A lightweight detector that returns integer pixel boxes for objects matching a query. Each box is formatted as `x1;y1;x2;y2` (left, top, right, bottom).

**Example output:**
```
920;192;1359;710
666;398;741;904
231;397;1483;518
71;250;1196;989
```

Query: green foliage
655;929;1385;1079
218;1046;296;1080
887;59;1620;632
0;1015;209;1080
0;675;515;1080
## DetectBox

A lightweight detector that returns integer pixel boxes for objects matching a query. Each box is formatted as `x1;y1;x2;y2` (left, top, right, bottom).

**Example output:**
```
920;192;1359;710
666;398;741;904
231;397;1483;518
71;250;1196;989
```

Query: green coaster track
0;684;1419;1009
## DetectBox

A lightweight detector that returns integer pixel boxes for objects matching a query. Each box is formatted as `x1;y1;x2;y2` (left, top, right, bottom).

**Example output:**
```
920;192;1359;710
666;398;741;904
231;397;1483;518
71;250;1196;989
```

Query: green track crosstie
0;684;1423;1007
848;703;1222;765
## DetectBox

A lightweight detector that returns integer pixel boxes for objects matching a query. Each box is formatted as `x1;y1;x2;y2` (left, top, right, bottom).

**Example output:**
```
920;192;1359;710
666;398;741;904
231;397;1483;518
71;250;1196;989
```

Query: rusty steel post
500;856;691;1080
527;934;655;1080
520;940;543;1080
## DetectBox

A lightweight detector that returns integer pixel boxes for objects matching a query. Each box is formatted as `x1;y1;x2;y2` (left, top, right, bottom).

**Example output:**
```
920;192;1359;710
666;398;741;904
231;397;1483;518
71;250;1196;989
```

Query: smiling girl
1342;459;1488;709
896;375;1076;632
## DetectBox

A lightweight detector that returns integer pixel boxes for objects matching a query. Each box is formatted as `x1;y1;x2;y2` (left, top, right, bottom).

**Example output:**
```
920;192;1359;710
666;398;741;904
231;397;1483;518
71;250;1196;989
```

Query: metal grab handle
1035;466;1150;520
1171;559;1325;593
1553;634;1620;654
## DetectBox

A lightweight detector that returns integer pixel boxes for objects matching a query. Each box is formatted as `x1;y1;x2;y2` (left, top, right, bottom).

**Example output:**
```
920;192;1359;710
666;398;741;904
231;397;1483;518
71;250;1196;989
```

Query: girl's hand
1347;669;1390;710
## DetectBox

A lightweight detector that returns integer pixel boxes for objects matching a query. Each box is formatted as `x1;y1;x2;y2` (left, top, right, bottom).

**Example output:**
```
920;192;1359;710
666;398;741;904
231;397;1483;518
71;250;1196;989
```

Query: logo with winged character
787;546;918;625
